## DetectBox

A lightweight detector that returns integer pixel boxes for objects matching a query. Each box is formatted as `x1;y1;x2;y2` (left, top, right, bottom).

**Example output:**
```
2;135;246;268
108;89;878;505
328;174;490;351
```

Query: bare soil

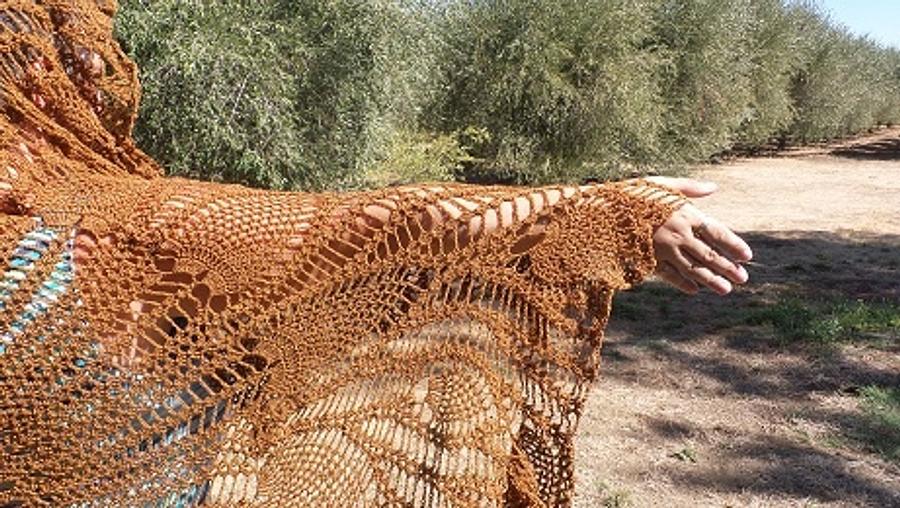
573;128;900;507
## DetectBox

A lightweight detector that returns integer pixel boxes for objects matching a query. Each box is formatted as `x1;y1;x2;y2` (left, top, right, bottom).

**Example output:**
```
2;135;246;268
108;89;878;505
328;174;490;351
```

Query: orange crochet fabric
0;2;685;506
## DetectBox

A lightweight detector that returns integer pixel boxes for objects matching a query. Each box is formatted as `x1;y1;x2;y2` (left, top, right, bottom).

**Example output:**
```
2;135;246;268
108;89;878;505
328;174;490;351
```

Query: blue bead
42;280;63;292
51;270;72;283
10;258;30;268
12;248;41;261
37;288;57;301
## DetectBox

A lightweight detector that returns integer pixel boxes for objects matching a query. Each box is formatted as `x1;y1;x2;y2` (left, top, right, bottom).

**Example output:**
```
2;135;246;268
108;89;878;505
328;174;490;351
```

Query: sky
817;0;900;49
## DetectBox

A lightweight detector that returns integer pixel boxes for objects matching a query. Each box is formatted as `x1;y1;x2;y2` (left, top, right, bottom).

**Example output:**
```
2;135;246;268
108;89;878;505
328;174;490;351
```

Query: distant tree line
115;0;900;190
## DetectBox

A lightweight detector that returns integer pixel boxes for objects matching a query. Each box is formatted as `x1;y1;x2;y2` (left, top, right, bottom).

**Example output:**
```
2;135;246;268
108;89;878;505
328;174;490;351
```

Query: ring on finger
693;220;709;235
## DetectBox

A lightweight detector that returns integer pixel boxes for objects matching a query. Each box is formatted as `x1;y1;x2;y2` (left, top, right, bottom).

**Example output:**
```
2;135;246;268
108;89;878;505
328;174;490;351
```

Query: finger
685;237;749;284
645;177;717;198
668;249;733;295
696;217;753;262
656;261;699;294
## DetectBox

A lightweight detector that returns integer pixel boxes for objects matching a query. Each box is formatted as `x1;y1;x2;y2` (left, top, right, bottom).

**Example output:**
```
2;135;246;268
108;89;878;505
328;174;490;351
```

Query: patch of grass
821;433;852;451
748;297;900;345
602;489;632;508
669;447;698;463
855;385;900;463
611;297;642;322
639;283;683;299
590;481;632;508
810;261;832;272
611;283;683;326
784;262;807;273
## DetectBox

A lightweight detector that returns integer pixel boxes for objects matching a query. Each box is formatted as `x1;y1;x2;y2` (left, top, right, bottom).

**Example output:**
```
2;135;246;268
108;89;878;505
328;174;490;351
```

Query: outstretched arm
351;177;752;296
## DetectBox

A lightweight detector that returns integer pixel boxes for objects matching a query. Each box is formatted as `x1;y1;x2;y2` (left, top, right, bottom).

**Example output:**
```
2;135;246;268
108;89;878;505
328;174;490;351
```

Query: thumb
645;177;717;198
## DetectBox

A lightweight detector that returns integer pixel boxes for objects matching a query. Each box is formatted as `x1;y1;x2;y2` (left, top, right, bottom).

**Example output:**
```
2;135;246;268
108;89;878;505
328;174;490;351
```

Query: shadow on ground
832;136;900;161
667;433;900;505
611;230;900;345
600;230;900;506
715;128;900;161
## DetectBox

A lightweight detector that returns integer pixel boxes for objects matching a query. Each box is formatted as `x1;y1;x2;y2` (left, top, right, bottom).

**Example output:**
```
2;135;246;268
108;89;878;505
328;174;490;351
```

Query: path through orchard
574;128;900;507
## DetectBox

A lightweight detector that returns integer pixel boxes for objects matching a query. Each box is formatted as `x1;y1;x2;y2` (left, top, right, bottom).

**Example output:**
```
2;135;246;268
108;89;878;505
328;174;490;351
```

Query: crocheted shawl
0;1;684;506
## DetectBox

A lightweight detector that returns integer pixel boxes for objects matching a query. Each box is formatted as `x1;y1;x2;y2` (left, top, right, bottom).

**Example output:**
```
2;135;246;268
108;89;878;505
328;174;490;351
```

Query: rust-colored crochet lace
0;2;686;506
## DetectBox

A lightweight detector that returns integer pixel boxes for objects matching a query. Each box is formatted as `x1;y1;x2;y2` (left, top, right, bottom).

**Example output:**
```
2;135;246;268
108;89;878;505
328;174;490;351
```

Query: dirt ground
573;128;900;507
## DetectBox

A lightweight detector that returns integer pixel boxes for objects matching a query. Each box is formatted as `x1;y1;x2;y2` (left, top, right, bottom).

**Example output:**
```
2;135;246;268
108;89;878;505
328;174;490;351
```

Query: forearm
309;179;687;291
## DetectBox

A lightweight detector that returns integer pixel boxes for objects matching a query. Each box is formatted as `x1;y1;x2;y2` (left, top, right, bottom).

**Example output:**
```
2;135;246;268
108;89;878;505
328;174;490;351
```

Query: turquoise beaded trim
70;480;210;508
0;221;75;355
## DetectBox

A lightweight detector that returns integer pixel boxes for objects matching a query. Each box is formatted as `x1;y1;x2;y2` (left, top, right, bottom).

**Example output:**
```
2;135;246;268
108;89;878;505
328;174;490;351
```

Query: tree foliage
115;0;900;190
116;0;442;190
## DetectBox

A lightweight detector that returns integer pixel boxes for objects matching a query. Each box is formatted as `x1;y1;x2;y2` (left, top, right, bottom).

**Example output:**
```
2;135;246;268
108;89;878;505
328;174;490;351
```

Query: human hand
645;177;752;295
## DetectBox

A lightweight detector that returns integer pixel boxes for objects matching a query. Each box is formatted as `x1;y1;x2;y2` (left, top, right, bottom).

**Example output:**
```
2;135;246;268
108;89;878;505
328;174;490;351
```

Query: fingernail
737;265;749;282
720;280;733;295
